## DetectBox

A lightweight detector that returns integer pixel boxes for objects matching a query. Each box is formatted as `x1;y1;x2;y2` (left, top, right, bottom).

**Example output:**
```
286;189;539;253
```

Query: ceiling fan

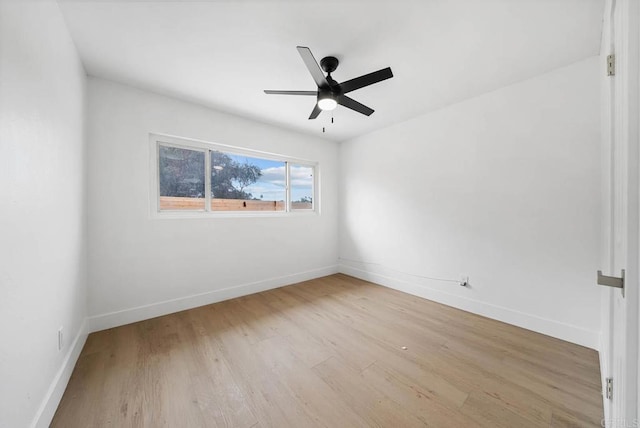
264;46;393;120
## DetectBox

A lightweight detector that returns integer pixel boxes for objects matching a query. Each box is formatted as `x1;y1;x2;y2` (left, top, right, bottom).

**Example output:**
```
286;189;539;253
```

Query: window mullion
286;161;291;212
205;149;212;212
156;143;161;213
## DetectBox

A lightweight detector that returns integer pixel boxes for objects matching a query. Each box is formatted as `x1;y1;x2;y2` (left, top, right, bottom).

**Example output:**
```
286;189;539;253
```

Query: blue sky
228;154;313;202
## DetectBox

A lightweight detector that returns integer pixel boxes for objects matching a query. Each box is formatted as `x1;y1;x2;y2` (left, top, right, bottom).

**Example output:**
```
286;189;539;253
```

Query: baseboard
31;318;89;428
340;264;599;350
88;265;339;333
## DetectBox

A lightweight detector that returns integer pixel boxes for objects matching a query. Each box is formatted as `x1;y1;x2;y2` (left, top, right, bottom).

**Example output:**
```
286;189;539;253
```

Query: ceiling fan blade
338;95;374;116
297;46;329;88
264;90;317;95
339;67;393;94
308;104;322;120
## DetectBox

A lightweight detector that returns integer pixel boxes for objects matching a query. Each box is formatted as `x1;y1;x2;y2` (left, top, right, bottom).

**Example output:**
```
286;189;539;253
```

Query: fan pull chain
322;112;335;133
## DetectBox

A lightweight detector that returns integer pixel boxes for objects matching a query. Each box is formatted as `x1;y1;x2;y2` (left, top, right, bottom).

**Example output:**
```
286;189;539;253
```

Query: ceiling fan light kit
317;92;337;111
264;46;393;121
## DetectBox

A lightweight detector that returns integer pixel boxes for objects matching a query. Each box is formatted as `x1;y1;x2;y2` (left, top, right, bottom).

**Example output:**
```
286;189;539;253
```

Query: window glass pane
211;151;286;211
290;164;314;210
159;145;205;211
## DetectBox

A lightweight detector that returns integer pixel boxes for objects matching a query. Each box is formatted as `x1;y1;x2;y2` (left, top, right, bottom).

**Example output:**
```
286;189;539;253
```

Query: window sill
150;210;319;220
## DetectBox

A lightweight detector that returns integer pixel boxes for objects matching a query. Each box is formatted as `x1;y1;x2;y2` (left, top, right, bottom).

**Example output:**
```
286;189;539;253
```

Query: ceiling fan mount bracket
320;56;339;74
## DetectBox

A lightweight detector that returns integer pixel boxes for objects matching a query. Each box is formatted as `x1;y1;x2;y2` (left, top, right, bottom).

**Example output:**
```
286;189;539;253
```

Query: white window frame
149;133;319;218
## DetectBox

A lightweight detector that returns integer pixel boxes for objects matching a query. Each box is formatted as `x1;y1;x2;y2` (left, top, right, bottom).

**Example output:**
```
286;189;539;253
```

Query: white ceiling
58;0;604;142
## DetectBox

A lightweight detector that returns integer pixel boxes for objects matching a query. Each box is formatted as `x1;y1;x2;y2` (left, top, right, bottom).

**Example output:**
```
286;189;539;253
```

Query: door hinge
606;377;613;400
607;54;615;76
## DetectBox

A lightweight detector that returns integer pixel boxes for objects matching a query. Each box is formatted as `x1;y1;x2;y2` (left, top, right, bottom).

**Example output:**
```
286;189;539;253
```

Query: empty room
2;0;639;427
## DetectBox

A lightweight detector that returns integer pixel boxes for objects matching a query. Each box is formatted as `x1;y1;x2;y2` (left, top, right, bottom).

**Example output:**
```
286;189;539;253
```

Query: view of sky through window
225;154;313;203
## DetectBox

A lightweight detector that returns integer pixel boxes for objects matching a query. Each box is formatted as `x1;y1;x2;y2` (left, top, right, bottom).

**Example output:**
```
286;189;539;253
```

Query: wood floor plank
177;310;258;428
201;304;312;427
360;362;477;426
51;274;603;427
312;356;427;428
461;390;542;428
254;335;370;428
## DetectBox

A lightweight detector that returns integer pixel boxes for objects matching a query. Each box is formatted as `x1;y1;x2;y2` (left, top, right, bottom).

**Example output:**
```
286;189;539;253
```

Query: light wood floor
52;274;603;427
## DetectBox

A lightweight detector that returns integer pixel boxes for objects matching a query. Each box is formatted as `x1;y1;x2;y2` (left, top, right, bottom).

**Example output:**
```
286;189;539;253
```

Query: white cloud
258;165;312;187
289;165;313;187
242;165;313;200
260;166;286;187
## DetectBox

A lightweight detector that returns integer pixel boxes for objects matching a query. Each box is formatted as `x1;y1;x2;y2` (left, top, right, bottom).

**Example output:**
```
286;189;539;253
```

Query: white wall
86;78;338;329
0;1;88;427
339;57;602;349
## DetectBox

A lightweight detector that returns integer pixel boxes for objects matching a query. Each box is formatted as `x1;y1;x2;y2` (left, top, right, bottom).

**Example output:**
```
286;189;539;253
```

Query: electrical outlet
58;327;64;351
459;275;469;287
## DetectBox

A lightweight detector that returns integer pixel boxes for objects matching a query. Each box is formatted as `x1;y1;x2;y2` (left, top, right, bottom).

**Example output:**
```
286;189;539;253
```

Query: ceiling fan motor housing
320;56;339;74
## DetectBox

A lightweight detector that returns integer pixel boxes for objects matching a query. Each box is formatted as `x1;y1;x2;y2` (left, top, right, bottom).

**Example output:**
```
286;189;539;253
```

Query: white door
600;0;639;427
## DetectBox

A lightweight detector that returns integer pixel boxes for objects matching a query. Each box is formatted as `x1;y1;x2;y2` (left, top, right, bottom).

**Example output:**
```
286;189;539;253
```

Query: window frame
149;133;319;218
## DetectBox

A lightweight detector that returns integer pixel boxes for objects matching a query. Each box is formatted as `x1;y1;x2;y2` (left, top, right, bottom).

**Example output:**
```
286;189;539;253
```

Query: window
211;151;286;212
290;164;314;211
159;146;205;210
151;134;318;215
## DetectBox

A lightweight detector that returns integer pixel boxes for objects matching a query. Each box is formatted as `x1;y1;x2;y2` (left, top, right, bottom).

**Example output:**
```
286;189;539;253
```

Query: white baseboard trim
88;265;339;333
340;264;599;350
31;318;89;428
